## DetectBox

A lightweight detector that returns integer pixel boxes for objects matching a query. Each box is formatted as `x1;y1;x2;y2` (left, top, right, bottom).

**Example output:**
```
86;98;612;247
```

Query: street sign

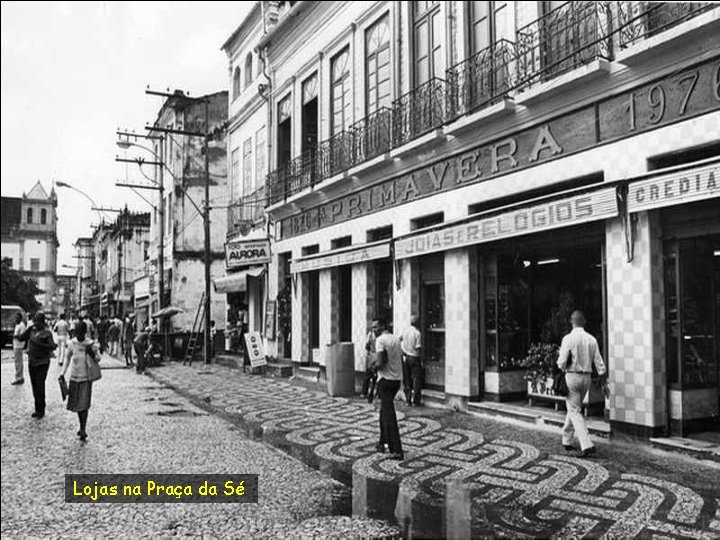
244;332;267;367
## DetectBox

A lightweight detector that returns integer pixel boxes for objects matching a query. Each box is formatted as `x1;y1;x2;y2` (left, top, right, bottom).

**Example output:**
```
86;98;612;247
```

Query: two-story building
260;1;719;439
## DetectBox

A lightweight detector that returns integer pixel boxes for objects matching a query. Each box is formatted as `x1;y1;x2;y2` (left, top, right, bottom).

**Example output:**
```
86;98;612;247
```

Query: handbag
552;350;572;397
552;371;568;397
58;375;69;401
86;349;102;382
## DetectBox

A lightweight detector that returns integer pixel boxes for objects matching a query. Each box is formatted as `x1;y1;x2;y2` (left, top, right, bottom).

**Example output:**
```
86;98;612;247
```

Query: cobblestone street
0;350;399;538
3;349;720;538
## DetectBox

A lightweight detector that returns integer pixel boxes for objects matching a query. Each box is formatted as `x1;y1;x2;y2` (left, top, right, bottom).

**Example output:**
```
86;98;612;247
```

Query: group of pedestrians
9;308;149;442
365;310;606;462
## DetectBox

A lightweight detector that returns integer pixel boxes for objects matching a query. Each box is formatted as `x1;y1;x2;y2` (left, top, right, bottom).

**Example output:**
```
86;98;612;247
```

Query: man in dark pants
22;312;56;419
400;314;423;405
372;316;404;460
133;325;150;374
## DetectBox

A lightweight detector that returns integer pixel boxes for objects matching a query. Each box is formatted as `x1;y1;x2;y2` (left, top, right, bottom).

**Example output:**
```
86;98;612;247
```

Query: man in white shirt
11;312;26;385
372;316;404;460
557;310;606;457
400;315;423;406
53;313;70;366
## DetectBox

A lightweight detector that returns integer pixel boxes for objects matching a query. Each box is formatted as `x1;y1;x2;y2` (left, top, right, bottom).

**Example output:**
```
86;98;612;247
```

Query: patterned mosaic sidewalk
148;364;720;539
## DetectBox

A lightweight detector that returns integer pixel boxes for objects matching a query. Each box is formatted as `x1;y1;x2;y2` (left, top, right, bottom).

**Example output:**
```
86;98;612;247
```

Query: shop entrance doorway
480;225;606;416
663;232;720;436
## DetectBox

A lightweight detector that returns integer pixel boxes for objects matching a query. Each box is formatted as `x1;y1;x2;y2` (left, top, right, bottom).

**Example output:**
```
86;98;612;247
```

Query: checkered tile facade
444;249;480;398
294;273;309;362
606;212;667;429
350;263;373;372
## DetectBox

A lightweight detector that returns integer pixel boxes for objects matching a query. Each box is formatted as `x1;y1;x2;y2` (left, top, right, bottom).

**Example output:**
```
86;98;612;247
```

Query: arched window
232;66;241;100
244;53;253;89
27;208;33;224
41;208;47;225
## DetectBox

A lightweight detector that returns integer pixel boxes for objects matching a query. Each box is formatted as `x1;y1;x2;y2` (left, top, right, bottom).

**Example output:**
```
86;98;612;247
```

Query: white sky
1;1;251;270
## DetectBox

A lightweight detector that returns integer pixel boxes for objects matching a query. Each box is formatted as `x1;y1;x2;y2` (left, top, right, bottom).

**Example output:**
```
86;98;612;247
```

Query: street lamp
116;138;165;310
55;181;108;222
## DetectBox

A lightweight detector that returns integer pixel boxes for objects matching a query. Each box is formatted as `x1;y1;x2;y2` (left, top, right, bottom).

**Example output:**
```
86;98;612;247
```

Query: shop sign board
395;187;618;259
281;59;720;239
244;332;267;367
290;241;390;273
134;276;149;302
627;160;719;213
226;240;270;268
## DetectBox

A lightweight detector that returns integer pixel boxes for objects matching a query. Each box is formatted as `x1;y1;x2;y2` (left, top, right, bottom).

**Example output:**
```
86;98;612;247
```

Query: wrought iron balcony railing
228;186;267;234
617;2;716;49
447;39;517;120
264;2;715;208
317;130;355;180
351;107;393;164
516;1;613;91
392;77;447;149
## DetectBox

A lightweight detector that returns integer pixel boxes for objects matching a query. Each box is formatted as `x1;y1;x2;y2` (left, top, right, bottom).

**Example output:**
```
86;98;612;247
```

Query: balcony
264;1;716;208
391;78;447;150
447;39;517;120
516;1;612;94
228;186;267;236
616;2;718;64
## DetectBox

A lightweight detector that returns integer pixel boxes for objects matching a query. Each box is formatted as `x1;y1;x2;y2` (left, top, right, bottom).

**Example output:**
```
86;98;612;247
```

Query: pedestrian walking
53;313;70;366
21;312;56;419
123;315;135;367
557;310;607;458
60;320;99;441
372;316;404;460
11;312;26;385
133;324;150;374
97;315;110;354
400;314;423;406
107;318;120;357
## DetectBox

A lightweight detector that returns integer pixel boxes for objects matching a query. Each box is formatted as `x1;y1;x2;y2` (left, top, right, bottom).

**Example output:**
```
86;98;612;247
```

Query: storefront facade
260;1;719;439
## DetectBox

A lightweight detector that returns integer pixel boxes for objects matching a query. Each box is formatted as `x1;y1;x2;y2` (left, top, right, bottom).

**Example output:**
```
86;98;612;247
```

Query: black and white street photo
2;2;719;538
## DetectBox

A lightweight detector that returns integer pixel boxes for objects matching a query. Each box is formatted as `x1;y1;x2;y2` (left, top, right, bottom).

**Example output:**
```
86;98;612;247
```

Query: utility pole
115;131;165;310
144;88;214;364
203;98;212;365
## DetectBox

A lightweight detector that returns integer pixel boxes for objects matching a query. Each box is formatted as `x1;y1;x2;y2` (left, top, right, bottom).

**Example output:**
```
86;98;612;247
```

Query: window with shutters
243;137;253;196
413;1;443;86
330;48;351;135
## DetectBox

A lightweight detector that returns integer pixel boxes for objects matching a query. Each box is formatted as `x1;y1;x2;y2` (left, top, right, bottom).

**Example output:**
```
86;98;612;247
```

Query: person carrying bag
60;321;100;441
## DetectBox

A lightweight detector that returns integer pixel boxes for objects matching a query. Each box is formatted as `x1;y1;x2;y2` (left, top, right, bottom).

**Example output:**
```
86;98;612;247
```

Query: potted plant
522;342;560;394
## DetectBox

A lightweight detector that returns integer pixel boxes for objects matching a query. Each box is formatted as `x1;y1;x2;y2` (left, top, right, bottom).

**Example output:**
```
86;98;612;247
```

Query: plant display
522;342;559;394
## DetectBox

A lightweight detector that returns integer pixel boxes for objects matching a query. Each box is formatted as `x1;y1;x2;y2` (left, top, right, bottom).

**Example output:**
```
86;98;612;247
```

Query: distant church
1;181;59;314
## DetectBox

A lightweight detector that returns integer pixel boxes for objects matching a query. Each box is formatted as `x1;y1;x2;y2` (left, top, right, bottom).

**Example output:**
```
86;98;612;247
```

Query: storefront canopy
213;266;265;294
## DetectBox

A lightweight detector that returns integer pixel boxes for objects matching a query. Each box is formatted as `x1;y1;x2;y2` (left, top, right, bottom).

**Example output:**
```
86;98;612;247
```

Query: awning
213;266;265;294
290;241;390;274
151;306;185;319
627;158;719;214
394;186;618;260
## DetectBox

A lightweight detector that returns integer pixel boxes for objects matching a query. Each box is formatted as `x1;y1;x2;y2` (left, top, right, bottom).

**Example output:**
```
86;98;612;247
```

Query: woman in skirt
60;320;99;441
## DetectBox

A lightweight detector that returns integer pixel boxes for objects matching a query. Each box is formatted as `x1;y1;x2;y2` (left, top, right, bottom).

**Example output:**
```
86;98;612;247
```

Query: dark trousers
29;362;50;414
133;343;146;372
362;369;377;399
378;378;403;454
405;355;423;404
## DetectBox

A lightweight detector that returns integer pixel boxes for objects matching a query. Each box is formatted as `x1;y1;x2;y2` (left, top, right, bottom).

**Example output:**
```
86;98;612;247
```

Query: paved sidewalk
148;362;720;539
1;352;401;538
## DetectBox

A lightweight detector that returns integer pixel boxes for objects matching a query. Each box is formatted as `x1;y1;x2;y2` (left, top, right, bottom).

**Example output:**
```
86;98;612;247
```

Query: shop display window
664;236;719;388
482;241;604;373
375;260;394;332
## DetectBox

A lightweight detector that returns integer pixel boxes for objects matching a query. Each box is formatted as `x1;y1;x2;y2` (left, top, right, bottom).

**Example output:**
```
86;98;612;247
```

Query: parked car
1;305;25;348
